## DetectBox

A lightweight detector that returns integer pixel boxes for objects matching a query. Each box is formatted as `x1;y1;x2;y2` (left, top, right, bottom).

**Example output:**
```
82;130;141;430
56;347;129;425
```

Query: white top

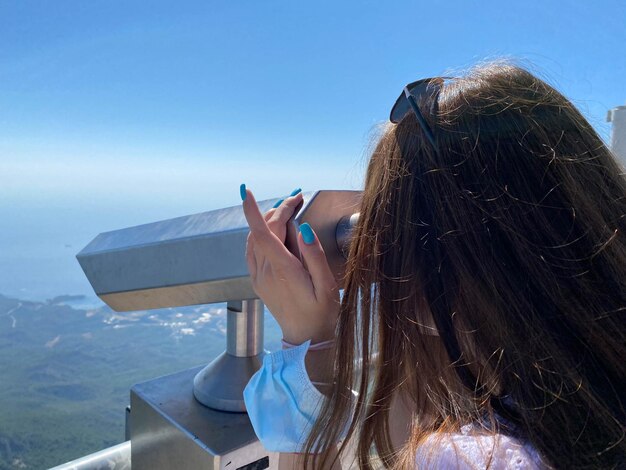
414;424;546;469
244;340;547;467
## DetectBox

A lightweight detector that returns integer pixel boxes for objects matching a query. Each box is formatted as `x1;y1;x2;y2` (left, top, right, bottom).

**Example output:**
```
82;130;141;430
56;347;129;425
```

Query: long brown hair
303;62;626;469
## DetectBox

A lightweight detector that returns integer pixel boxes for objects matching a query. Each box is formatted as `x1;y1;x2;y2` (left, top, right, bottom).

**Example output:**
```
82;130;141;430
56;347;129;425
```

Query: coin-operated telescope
77;190;361;469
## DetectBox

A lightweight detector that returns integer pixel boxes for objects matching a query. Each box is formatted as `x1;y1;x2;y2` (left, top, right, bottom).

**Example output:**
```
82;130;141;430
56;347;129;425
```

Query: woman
240;62;626;469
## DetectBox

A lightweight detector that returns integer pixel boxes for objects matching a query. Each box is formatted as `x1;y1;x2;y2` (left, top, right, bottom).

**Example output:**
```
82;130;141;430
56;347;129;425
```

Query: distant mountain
0;293;282;470
46;295;89;305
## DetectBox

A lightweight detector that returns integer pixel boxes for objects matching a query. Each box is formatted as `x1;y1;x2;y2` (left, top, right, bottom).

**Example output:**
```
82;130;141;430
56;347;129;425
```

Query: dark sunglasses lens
390;93;411;123
390;80;433;123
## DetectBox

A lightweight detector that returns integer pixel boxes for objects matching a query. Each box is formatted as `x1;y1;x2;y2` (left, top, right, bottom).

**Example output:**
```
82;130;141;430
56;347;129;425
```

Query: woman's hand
241;185;339;345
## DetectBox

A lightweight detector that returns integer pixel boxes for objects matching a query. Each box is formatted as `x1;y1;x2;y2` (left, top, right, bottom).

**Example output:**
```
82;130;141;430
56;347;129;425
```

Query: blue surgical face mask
243;340;324;453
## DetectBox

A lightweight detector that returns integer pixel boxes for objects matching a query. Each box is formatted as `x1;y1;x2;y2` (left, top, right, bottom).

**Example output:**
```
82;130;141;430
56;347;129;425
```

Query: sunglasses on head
389;77;451;151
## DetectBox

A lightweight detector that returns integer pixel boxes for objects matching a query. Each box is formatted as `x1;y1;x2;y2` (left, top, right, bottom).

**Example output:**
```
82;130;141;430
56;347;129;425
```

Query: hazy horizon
2;0;625;302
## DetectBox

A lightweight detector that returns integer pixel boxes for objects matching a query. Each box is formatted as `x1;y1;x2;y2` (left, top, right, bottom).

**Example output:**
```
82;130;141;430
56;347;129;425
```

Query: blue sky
1;0;625;300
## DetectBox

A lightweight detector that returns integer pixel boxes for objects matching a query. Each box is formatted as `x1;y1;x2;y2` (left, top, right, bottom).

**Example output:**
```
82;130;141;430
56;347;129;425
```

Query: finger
272;191;303;223
267;192;303;231
250;232;267;278
264;208;287;244
241;186;293;259
264;209;276;222
297;223;337;296
241;187;272;235
245;232;257;279
241;188;273;271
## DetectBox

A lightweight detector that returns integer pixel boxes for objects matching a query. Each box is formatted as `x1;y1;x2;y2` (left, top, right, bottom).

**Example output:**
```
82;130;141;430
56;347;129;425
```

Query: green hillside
0;294;281;469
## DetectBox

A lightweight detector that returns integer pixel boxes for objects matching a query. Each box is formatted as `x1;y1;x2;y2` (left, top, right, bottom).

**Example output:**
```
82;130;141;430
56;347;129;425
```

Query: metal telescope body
76;190;361;469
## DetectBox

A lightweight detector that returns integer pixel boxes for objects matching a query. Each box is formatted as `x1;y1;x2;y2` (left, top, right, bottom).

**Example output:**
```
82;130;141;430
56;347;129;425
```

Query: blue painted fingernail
299;223;315;245
240;184;247;201
272;198;284;209
289;187;302;196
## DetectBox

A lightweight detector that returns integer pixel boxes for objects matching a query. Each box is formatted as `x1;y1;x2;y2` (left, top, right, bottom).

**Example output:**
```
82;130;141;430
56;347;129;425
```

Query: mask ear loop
282;338;334;350
397;76;523;429
424;234;522;431
424;79;522;429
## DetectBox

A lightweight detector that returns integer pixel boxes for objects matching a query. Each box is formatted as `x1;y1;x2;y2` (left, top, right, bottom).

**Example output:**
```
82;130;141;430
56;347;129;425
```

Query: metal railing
49;441;130;470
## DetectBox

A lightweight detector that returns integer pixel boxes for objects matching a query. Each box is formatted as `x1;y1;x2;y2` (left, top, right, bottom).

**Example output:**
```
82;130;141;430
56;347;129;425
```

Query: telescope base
130;366;277;469
193;350;265;412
